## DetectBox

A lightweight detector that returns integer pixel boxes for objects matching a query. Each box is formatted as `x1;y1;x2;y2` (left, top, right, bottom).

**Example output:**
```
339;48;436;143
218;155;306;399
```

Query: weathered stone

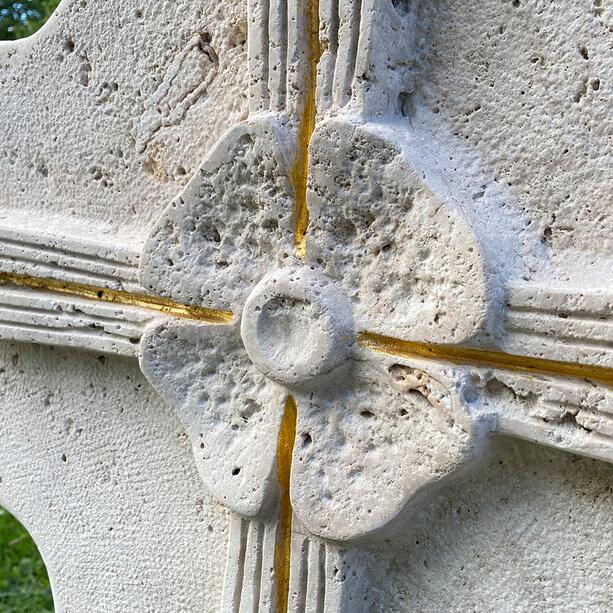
0;0;611;611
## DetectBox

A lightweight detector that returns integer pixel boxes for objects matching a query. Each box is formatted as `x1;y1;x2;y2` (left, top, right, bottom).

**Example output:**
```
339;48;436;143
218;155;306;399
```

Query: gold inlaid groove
277;6;322;607
359;332;613;387
1;271;609;385
274;395;298;613
291;0;322;259
0;272;234;325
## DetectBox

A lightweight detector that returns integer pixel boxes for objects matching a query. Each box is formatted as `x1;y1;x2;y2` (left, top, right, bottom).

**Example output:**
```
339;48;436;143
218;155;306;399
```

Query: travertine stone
241;267;354;388
307;119;503;344
289;359;488;542
0;0;248;244
0;0;611;611
140;118;297;313
0;342;228;612
141;319;286;518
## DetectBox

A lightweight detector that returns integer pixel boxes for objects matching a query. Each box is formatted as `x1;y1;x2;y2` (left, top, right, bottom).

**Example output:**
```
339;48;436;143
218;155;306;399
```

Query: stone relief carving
134;0;612;610
0;0;611;611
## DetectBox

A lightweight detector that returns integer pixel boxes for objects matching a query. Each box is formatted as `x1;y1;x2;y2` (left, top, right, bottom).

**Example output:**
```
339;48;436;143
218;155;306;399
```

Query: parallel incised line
282;3;322;606
1;272;610;385
0;272;233;324
291;0;322;259
359;332;613;387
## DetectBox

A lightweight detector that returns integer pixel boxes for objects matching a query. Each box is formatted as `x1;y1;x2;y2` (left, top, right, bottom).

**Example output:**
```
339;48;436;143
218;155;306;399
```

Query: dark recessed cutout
391;0;412;18
0;0;62;41
0;506;53;610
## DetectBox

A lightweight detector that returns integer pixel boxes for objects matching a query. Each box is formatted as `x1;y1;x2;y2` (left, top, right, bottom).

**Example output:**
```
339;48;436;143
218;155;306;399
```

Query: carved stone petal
139;320;286;518
140;117;297;313
307;119;494;344
290;359;485;542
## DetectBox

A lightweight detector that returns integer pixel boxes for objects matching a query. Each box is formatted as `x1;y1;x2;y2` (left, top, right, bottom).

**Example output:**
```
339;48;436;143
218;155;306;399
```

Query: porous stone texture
413;0;612;279
0;341;228;612
289;359;486;542
240;267;354;387
0;0;611;611
140;118;296;312
307;119;500;344
138;121;492;546
0;0;249;245
140;320;286;518
380;436;613;612
2;341;612;612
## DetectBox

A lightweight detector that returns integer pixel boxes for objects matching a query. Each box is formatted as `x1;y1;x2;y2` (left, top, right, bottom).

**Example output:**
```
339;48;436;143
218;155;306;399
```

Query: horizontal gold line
0;272;233;325
358;332;613;387
1;272;610;385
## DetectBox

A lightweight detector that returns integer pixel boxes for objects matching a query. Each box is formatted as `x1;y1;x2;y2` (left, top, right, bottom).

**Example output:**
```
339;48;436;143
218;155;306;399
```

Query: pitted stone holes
392;0;413;18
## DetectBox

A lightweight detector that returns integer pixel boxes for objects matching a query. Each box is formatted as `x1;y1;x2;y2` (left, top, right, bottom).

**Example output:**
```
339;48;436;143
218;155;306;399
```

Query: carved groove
0;236;137;279
0;301;145;337
0;286;154;356
269;0;289;111
0;321;140;355
221;516;278;613
313;542;327;613
289;535;309;612
0;273;232;356
222;515;249;613
332;0;362;108
249;0;271;113
0;224;140;291
221;521;336;613
360;332;613;386
318;0;340;109
133;33;219;151
508;310;613;347
0;272;233;323
275;396;298;613
284;535;333;613
0;254;132;290
506;282;613;365
290;0;321;257
241;519;265;611
491;373;613;462
249;0;323;123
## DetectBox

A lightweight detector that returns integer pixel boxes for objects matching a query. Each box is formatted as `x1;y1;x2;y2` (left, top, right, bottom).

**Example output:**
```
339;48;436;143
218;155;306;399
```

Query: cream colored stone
0;0;248;246
0;0;611;611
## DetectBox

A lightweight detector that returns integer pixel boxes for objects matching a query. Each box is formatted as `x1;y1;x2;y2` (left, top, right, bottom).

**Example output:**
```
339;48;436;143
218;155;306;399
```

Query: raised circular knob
240;267;354;387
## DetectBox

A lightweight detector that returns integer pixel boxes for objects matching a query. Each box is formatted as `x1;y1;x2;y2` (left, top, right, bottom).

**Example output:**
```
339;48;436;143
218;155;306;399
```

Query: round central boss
240;267;354;387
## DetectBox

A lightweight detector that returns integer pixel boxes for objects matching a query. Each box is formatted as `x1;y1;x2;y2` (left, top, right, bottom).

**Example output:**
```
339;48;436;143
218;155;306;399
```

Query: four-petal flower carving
139;115;490;541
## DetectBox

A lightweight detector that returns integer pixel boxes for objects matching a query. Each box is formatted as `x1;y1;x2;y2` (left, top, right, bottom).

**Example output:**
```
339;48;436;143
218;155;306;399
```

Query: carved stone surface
0;342;229;611
0;0;247;244
0;0;611;611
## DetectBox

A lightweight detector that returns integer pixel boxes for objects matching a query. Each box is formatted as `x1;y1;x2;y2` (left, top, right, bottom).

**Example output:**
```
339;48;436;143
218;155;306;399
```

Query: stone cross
0;0;611;611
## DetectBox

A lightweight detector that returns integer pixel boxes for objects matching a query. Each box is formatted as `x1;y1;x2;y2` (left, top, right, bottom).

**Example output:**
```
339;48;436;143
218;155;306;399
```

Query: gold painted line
291;0;322;259
2;272;610;387
274;395;298;613
358;332;613;387
0;272;234;325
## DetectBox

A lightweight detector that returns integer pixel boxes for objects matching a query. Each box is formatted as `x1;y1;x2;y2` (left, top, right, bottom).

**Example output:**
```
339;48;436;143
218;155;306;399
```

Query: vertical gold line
275;395;298;613
291;0;322;259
